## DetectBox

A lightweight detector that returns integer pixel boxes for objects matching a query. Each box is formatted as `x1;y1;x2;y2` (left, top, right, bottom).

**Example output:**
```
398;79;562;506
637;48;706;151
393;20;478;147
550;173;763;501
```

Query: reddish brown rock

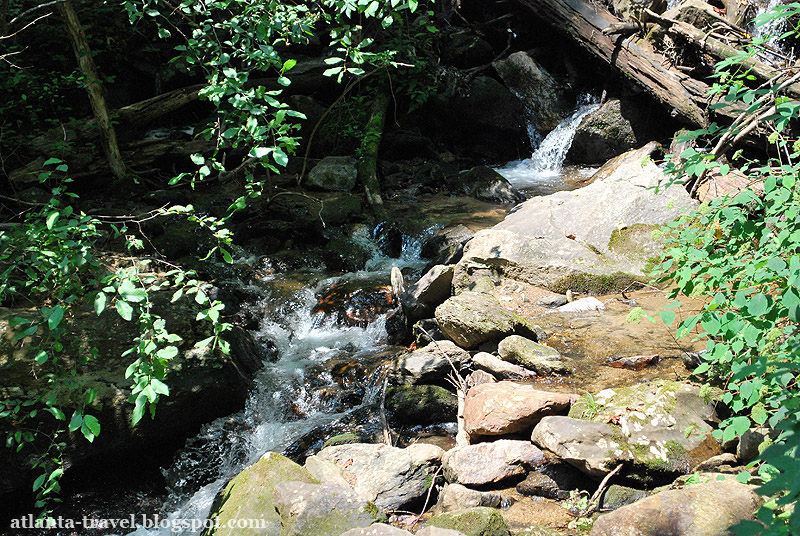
464;381;575;436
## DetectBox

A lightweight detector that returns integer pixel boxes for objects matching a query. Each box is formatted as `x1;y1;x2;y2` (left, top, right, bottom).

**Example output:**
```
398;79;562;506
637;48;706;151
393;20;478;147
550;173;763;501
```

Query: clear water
495;95;600;196
124;228;431;536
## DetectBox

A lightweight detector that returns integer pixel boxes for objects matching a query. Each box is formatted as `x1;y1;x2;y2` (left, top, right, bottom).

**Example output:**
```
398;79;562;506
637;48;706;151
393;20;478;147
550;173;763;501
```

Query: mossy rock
515;527;563;536
204;452;318;536
386;385;458;425
552;271;646;294
425;507;510;536
322;433;363;449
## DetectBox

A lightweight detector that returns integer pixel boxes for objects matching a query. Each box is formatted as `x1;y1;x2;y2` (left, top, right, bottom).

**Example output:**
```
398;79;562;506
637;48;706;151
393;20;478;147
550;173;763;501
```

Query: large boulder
532;380;719;482
447;166;525;205
471;352;536;380
307;156;358;192
401;265;454;324
273;481;382;536
453;143;697;291
493;51;569;133
315;443;444;511
442;440;546;485
389;340;471;384
464;381;574;436
497;335;569;375
421;225;475;267
204;452;318;536
567;99;665;165
425;507;510;536
434;292;539;349
590;480;760;536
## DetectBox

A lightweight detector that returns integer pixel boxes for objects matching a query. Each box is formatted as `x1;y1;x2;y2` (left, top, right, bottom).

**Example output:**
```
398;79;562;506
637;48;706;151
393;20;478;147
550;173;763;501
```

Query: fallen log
515;0;722;127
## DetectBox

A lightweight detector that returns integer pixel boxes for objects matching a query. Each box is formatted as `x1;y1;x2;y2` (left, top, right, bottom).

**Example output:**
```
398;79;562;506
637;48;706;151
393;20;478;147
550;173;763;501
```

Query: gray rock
417;527;469;536
567;99;663;165
435;292;538;349
515;528;562;536
466;369;497;388
303;455;351;488
449;166;525;205
307;156;358;192
273;481;381;536
425;507;510;536
599;484;650;511
340;524;413;536
389;340;471;384
464;381;574;436
402;265;454;324
472;352;536;380
534;381;718;482
442;440;545;485
737;427;771;463
556;297;606;313
421;225;475;267
493;51;569;133
413;318;446;347
515;461;583;499
436;483;502;513
536;294;568;307
316;443;444;511
590;480;760;536
695;453;739;473
453;144;697;291
497;335;568;375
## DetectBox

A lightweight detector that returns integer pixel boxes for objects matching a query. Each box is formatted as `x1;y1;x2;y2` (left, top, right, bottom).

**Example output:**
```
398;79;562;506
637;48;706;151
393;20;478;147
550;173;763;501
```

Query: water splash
495;95;600;190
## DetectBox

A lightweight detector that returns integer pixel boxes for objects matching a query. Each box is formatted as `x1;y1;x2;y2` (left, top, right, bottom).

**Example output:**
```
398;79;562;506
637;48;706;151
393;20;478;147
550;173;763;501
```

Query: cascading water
125;228;433;536
495;95;600;195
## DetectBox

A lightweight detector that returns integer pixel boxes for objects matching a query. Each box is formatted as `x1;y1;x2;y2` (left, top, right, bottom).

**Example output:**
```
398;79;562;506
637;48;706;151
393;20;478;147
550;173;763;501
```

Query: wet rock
273;481;382;536
681;349;707;371
204;452;318;536
599;484;650;511
567;99;663;165
316;443;444;511
493;51;569;133
425;507;510;536
590;480;760;536
497;335;568;375
413;318;446;347
322;433;363;449
536;294;568;307
515;461;583;499
607;354;659;371
556;297;606;313
313;280;395;326
389;340;471;385
534;381;718;482
323;236;374;272
472;352;536;380
436;483;502;513
442;440;545;485
453;144;696;291
386;307;411;345
307;156;358;192
402;265;454;324
448;166;525;205
386;385;458;425
341;525;413;536
435;292;539;349
464;381;574;436
421;225;474;267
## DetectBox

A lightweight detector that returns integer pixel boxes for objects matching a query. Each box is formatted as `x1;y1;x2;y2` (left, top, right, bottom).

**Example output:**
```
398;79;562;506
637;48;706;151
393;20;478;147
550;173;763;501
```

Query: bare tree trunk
357;85;389;220
0;0;9;36
57;0;127;181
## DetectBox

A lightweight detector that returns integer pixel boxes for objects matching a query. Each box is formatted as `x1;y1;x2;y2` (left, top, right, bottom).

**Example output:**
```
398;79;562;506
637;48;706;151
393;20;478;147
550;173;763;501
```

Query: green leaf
9;317;30;327
194;336;214;348
190;153;205;165
116;300;134;321
220;247;233;263
33;473;46;492
43;157;62;166
47;306;64;330
82;414;101;440
747;293;769;317
118;279;147;303
249;147;272;158
156;346;179;360
35;350;48;365
68;411;83;432
94;291;107;315
273;148;288;167
150;378;170;396
282;59;297;72
659;310;676;326
46;211;60;230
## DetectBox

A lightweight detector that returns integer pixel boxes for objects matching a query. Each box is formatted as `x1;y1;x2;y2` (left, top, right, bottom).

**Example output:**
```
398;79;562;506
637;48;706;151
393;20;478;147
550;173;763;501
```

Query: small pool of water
495;162;597;198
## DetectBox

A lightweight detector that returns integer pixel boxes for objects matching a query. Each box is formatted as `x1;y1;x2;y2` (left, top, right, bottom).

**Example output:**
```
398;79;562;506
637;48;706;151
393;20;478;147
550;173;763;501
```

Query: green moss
608;224;660;259
362;502;386;522
322;433;361;449
552;271;646;294
386;385;457;425
426;507;510;536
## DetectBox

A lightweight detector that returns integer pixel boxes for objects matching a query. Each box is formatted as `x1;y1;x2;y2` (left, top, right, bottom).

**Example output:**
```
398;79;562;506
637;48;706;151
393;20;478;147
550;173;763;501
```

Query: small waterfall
124;227;433;536
495;95;600;191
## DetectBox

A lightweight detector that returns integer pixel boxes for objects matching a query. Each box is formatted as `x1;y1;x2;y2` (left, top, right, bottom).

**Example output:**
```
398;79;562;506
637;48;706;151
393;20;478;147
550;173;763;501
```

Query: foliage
653;6;800;534
0;161;230;513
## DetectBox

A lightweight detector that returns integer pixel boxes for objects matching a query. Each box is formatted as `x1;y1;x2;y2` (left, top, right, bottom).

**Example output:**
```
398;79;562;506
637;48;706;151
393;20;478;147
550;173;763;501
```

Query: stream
116;95;604;536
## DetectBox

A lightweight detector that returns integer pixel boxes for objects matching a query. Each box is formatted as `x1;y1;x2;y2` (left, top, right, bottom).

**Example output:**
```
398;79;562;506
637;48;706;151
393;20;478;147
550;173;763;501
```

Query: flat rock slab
464;381;575;436
316;443;444;511
426;507;510;536
274;481;379;536
442;440;545;485
472;352;536;380
402;264;454;323
590;480;760;536
417;527;469;536
437;483;502;513
341;524;414;536
435;292;538;349
557;297;606;312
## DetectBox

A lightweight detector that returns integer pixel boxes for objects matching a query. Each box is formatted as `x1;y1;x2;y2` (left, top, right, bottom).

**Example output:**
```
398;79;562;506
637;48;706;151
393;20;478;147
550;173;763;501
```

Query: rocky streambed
142;143;765;536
